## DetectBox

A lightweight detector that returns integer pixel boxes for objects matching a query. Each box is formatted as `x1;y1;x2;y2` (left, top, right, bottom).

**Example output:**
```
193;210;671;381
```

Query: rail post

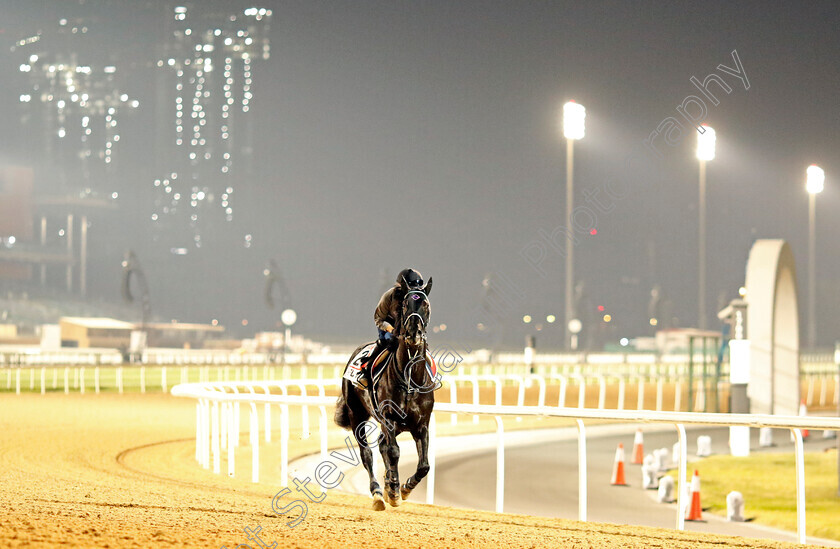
426;413;436;504
494;416;504;513
576;419;587;521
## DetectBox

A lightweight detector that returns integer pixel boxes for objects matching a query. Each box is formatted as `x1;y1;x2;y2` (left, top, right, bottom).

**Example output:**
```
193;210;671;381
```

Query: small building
58;317;227;349
144;322;226;349
59;317;134;348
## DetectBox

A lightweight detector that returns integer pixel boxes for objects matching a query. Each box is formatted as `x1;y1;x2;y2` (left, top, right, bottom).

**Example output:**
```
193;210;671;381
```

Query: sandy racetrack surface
0;393;815;548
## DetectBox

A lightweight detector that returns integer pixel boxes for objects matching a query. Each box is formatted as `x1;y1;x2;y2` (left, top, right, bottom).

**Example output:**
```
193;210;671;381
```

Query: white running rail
171;377;840;544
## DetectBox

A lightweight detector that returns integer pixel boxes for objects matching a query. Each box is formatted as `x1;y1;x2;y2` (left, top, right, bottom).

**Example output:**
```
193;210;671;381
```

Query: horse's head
400;277;432;347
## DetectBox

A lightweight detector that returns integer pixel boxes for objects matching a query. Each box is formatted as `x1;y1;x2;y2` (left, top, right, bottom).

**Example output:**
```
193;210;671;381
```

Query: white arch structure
745;240;800;416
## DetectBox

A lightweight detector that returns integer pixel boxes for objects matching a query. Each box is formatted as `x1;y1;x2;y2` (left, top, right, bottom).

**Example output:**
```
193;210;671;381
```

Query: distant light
597;305;605;312
29;54;38;63
19;64;31;72
57;127;66;138
439;324;447;331
806;164;825;195
281;309;297;326
620;337;629;347
241;319;249;326
174;6;187;13
603;314;612;323
696;124;716;161
738;286;746;297
120;93;128;102
546;314;556;323
649;318;658;327
104;66;116;74
522;315;532;324
111;192;119;199
211;319;219;326
19;94;31;103
7;236;16;245
563;101;586;140
170;247;188;255
589;228;597;236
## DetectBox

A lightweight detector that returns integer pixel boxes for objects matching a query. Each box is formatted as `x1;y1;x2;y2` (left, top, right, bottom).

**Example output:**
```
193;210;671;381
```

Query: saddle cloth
342;343;437;386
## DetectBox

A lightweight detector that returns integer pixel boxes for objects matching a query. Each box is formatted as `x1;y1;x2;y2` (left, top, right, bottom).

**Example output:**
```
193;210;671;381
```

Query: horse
334;278;436;510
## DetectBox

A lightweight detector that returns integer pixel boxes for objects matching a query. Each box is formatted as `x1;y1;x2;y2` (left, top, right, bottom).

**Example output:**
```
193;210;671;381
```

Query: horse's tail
334;392;351;429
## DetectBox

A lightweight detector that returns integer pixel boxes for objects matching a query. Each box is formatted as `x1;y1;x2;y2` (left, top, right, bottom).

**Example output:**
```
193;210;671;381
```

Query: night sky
1;1;839;349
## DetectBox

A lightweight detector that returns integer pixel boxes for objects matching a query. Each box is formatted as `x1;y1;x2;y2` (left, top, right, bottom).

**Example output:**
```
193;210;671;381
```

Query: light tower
695;124;716;330
805;164;824;348
562;100;585;349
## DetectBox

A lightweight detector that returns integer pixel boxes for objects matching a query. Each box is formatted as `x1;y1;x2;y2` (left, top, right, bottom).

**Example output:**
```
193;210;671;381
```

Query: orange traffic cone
611;443;628;486
799;401;809;439
632;428;644;464
685;470;703;521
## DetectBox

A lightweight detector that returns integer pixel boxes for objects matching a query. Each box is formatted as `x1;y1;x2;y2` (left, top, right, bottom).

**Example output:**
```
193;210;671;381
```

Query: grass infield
670;448;840;541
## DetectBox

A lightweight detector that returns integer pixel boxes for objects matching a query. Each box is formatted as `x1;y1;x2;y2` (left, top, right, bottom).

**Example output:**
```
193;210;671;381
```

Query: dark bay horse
334;278;436;510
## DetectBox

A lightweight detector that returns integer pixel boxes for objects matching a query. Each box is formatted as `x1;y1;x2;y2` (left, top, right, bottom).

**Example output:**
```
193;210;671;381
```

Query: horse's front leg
379;431;401;507
358;435;386;511
401;424;430;500
347;402;384;510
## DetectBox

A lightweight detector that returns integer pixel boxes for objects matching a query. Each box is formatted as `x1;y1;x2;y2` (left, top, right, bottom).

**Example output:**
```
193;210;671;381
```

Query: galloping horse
334;278;436;510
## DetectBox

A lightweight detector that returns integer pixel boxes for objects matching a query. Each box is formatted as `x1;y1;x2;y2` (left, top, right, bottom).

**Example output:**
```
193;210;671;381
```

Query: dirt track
0;393;817;548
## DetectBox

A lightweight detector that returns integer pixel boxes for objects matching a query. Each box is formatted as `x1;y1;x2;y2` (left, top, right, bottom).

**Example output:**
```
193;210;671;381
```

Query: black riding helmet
397;268;424;290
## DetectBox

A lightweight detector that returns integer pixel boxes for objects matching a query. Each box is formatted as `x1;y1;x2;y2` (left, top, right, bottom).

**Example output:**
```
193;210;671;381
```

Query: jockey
340;267;434;392
373;268;425;356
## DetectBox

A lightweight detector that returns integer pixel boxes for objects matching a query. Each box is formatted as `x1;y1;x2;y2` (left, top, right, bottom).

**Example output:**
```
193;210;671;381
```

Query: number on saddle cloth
349;342;378;371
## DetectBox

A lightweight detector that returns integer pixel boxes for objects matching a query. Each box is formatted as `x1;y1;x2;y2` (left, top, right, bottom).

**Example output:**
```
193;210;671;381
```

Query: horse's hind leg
401;425;430;500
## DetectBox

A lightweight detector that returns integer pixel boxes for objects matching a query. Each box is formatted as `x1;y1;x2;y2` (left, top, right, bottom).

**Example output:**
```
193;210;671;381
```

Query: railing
5;364;839;417
0;363;347;394
171;377;840;545
1;346;835;370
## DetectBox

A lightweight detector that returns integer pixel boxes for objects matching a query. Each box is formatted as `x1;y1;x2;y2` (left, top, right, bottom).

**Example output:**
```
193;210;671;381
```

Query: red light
590;228;597;236
597;305;605;312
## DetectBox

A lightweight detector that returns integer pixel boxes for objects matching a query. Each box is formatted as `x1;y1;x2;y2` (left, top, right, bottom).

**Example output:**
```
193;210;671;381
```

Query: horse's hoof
372;493;386;511
400;485;412;500
386;493;401;507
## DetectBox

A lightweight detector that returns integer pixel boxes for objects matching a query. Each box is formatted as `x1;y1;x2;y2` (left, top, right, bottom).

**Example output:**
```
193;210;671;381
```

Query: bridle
396;288;436;394
402;289;428;330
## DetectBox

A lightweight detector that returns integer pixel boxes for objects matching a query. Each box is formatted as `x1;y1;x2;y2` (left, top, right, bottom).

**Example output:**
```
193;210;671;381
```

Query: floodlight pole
565;137;575;349
698;159;707;331
807;192;816;348
805;164;824;348
835;341;839;496
562;101;584;350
